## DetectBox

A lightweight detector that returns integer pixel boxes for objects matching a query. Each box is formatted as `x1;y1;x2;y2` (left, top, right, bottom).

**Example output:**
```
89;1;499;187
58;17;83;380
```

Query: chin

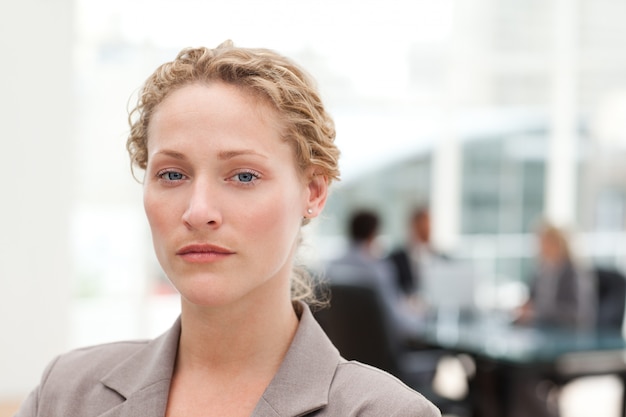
180;290;240;309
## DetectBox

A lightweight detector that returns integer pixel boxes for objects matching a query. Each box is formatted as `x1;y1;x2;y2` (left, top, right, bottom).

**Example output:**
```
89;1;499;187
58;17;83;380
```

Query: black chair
550;267;626;415
592;267;626;416
314;267;470;415
595;267;626;331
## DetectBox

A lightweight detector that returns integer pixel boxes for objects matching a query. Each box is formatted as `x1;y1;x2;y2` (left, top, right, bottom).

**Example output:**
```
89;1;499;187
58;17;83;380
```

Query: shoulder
49;340;149;378
41;340;150;392
14;340;151;417
282;303;439;416
38;340;149;398
326;360;440;416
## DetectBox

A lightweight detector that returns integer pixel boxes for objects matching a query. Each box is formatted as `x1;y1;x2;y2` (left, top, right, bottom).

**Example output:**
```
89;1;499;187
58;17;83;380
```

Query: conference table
413;310;626;417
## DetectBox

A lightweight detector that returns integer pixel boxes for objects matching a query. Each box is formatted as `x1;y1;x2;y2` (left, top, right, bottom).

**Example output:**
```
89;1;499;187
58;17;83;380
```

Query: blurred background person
324;209;420;337
505;221;598;417
516;221;597;330
387;206;450;312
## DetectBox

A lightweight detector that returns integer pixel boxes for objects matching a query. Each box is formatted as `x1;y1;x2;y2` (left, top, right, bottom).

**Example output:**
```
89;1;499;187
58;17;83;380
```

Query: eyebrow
217;149;268;160
152;149;268;160
154;149;187;160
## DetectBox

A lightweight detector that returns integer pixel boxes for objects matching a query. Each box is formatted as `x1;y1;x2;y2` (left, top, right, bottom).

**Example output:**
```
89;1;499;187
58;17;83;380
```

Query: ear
304;169;329;219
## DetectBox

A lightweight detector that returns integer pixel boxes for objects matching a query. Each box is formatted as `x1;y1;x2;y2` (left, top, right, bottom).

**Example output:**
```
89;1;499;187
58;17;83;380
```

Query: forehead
149;82;283;136
145;82;303;165
158;81;277;119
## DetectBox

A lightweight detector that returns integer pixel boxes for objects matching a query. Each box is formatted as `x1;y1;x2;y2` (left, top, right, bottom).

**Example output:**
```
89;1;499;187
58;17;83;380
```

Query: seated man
325;209;421;339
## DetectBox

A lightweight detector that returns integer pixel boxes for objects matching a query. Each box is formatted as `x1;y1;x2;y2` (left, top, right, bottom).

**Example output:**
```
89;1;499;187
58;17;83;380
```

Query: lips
176;243;235;263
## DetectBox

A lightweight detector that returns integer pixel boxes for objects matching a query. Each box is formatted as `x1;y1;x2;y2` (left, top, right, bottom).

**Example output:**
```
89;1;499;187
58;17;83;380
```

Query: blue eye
237;172;255;183
230;170;260;185
159;171;185;182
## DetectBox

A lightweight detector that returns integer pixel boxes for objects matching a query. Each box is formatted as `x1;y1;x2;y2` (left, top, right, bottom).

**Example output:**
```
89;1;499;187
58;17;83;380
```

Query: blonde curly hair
126;40;340;305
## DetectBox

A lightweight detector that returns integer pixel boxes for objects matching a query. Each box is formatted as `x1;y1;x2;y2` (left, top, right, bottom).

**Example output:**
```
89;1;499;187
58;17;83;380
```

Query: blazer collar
98;317;181;417
96;303;341;417
253;302;341;416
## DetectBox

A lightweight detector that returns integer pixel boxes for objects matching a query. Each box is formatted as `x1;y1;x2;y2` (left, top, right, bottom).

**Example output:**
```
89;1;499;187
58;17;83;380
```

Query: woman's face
143;82;326;308
539;231;564;264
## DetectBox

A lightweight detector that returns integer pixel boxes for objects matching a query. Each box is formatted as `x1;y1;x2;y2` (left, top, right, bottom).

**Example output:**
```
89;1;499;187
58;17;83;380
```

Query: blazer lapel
97;318;181;417
252;303;341;417
97;381;171;417
92;306;339;417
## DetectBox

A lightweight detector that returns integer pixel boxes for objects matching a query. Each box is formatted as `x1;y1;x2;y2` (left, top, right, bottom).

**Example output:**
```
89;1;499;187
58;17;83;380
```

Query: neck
355;239;375;257
176;293;299;376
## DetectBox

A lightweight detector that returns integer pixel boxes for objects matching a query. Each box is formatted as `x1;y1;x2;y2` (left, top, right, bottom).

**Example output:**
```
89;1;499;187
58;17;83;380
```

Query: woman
507;223;596;417
15;41;440;416
517;222;595;329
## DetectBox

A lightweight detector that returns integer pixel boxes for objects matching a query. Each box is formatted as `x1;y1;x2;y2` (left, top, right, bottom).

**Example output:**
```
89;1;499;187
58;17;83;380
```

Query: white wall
0;0;74;400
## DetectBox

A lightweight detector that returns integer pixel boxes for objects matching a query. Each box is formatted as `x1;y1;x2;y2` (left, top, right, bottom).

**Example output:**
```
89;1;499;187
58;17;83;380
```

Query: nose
181;179;222;229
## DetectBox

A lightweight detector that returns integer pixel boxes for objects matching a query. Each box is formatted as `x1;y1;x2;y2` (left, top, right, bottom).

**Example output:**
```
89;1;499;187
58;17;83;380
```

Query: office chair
595;267;626;331
550;267;626;415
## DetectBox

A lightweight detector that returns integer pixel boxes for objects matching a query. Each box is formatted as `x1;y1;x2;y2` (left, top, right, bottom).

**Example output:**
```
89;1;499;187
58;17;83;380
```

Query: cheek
143;190;171;239
245;190;303;244
143;192;157;226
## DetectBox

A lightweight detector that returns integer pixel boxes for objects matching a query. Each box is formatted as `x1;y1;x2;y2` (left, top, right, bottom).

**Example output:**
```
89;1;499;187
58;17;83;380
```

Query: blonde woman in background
517;221;596;329
509;221;597;417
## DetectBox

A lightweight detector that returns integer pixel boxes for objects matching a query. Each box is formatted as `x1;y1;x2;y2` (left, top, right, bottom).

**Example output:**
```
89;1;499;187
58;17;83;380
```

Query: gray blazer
15;302;440;417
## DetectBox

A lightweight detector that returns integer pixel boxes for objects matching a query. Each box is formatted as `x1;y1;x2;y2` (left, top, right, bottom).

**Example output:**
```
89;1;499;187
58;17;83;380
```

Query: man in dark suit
387;206;445;298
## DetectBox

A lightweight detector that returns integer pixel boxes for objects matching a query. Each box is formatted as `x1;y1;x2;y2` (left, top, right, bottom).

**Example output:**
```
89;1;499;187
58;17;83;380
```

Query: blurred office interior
3;0;626;415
